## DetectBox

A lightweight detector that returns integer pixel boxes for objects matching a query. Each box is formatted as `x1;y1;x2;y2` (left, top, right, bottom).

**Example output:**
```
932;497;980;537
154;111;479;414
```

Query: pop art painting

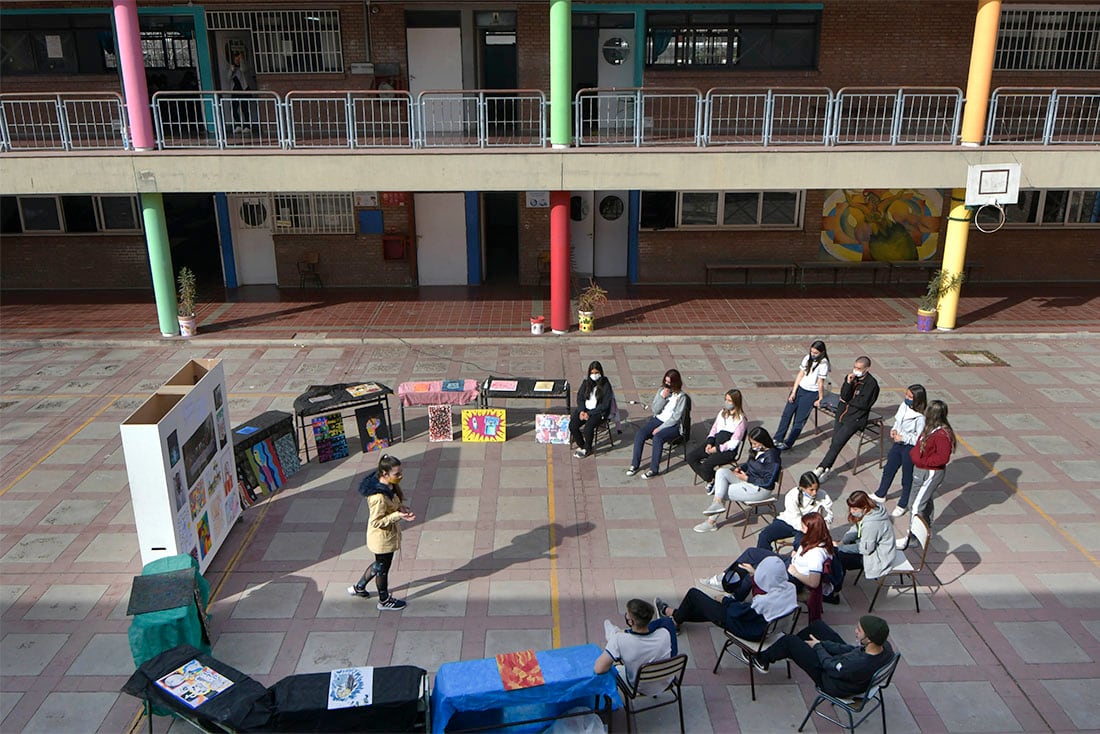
534;414;571;444
461;408;506;442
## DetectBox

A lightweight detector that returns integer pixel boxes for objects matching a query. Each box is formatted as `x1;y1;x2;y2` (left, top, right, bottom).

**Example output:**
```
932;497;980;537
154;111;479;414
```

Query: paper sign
462;408;506;442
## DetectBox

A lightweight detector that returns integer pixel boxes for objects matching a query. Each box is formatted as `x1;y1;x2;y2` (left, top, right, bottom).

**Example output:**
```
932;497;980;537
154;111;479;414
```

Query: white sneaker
705;481;715;496
814;467;830;481
698;574;725;591
693;520;717;533
891;506;908;518
896;537;910;550
871;494;887;504
702;501;725;515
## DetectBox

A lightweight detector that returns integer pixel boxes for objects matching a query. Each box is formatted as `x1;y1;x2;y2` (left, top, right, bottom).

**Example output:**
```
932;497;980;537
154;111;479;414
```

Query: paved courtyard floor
1;291;1099;732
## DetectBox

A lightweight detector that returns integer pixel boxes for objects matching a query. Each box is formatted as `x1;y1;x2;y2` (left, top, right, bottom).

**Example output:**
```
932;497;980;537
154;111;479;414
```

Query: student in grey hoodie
835;490;895;580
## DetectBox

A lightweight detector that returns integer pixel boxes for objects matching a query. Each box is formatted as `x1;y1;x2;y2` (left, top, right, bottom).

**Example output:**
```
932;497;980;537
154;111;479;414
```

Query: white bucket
530;316;545;335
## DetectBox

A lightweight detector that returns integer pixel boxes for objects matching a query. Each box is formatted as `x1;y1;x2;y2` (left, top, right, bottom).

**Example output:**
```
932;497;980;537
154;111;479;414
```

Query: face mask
853;370;864;378
590;374;601;381
904;398;913;407
802;491;816;501
724;402;734;410
851;510;864;519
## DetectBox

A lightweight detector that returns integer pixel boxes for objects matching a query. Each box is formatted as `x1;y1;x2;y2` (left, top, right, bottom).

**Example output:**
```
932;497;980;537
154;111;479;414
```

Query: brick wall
518;202;550;286
0;234;149;289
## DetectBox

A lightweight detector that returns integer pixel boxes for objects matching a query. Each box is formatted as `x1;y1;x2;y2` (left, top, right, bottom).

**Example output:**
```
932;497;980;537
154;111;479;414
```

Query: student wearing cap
747;615;893;698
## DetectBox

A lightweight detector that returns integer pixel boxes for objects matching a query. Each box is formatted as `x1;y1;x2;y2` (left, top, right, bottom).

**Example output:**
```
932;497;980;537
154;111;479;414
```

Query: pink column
549;191;571;334
114;0;155;150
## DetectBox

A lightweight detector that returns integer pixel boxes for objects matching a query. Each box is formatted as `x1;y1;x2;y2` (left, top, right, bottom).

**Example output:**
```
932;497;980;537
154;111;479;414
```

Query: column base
552;329;568;335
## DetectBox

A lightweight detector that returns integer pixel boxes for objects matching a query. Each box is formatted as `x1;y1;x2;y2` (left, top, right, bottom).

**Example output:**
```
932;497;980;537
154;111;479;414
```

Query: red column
549;191;571;333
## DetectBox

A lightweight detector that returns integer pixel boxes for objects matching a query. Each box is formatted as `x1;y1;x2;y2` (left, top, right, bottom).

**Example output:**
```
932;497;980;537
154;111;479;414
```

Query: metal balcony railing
986;87;1100;144
1;87;1096;152
0;92;128;151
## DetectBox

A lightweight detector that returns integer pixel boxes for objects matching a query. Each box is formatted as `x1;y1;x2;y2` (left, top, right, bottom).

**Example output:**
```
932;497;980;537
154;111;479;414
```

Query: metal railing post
1043;89;1059;146
891;88;905;145
633;89;642;147
763;90;775;146
55;95;72;151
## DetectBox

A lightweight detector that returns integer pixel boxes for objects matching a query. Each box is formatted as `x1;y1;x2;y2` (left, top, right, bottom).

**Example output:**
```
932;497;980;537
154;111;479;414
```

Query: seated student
725;512;834;599
594;599;673;695
695;426;781;533
653;556;797;643
627;369;687;479
687;388;747;492
747;615;894;701
835;490;895;580
757;471;834;550
569;360;614;458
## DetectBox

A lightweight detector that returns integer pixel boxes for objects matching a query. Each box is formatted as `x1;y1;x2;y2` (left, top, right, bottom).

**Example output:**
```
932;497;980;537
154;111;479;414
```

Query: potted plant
917;269;965;332
177;266;198;337
576;278;608;333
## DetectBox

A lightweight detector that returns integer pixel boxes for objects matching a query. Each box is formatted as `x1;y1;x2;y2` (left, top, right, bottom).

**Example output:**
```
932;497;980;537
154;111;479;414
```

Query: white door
407;27;463;95
569;192;594;277
597;28;636;136
593;191;629;277
415;193;467;285
229;195;277;285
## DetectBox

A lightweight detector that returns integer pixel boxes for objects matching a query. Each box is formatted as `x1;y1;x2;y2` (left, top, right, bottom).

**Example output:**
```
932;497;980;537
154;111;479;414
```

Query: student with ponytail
348;454;416;610
897;400;956;549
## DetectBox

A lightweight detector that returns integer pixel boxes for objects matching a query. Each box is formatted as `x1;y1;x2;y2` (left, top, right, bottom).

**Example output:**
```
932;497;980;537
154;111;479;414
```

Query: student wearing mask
874;384;926;510
835;491;895;581
756;471;834;550
694;426;781;533
774;340;830;451
627;369;687;479
897;399;956;549
687;388;747;492
569;360;614;459
814;356;880;482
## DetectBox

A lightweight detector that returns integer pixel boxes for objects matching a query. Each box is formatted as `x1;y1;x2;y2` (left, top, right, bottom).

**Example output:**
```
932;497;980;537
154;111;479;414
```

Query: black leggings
357;552;394;600
757;619;847;688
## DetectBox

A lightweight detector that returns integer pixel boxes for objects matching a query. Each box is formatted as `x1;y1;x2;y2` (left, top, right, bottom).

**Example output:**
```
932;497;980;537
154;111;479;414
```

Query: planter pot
178;314;198;338
916;309;936;333
578;310;595;333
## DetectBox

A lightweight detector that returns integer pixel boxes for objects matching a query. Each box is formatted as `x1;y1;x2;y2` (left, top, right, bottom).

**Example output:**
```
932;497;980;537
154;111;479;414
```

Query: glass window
762;191;799;224
98;196;140;230
1067;190;1100;224
680;192;719;226
206;10;344;74
723;192;758;225
646;9;818;69
1004;190;1041;224
61;196;97;232
18;197;62;232
996;8;1100;71
1;196;23;234
1041;190;1069;224
640;192;676;229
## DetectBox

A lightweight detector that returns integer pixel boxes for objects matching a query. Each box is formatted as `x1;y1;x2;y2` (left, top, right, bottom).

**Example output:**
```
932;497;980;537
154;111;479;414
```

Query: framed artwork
535;414;571;444
461;408;506;442
428;405;454;442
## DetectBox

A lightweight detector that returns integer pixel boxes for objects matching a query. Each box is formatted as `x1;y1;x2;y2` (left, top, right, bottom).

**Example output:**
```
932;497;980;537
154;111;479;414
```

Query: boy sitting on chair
749;615;893;698
594;599;674;695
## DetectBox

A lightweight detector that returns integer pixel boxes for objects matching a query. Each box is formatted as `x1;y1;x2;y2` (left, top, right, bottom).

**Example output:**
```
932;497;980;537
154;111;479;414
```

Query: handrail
833;87;963;145
285;89;415;149
987;86;1100;145
704;88;832;146
416;89;546;148
0;92;128;151
151;90;282;150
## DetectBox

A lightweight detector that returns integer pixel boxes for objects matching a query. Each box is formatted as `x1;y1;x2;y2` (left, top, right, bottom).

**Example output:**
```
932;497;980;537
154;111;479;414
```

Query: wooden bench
797;261;891;285
705;262;796;286
889;261;979;284
812;392;885;475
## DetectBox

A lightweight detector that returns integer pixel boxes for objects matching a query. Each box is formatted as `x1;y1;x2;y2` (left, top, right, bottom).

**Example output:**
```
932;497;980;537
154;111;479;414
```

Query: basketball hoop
973;202;1006;233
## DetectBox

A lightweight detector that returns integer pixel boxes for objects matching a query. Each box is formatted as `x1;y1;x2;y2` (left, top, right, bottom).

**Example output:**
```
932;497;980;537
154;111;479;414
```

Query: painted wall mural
821;189;943;262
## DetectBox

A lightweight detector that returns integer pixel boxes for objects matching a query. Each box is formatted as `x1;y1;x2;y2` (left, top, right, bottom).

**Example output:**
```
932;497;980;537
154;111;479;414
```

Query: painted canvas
312;413;349;463
355;405;391;453
461;408;506;442
821;189;943;262
428;405;453;442
534;414;571;444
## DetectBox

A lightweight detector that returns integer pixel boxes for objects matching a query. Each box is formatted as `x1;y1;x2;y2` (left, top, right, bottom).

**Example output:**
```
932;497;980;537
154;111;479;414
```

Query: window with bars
206;10;344;74
996;6;1100;70
273;193;355;234
1;195;141;234
645;10;819;69
640;191;803;229
982;189;1100;227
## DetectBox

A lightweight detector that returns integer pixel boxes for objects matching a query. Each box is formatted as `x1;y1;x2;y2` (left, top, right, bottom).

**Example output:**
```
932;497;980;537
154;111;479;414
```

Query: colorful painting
462;408;506;442
327;667;374;709
215;407;227;449
821;189;943;262
355;405;390;453
312;413;349;463
535;414;571;444
496;650;545;691
196;512;212;559
428;405;454;442
188;482;205;519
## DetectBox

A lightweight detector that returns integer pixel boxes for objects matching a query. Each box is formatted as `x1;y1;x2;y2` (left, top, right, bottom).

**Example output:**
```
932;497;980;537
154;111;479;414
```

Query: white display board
120;359;242;572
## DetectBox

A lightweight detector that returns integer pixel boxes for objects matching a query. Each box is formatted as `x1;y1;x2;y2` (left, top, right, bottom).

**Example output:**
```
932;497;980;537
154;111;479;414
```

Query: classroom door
593;191;629;277
228;195;277;285
414;193;467;285
570;192;594;277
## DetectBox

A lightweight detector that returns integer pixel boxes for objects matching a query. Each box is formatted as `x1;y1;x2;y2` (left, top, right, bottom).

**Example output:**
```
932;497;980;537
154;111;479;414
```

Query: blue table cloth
431;644;620;734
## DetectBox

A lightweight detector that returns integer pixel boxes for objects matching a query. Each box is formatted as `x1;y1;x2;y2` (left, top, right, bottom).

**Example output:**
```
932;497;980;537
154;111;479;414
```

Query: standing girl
628;368;687;479
899;400;955;549
875;384;926;514
695;426;780;533
756;471;834;550
348;454;416;610
687;388;747;492
773;340;829;451
569;360;614;458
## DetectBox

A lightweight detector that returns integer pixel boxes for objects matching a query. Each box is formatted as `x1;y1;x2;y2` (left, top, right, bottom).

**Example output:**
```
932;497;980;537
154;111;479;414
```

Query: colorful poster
156;659;234;709
535;414;570;444
489;380;518;392
355;405;390;453
196;512;212;559
327;667;374;710
462;409;506;442
496;650;545;691
428;405;453;442
188;482;205;520
821;189;943;262
313;414;349;463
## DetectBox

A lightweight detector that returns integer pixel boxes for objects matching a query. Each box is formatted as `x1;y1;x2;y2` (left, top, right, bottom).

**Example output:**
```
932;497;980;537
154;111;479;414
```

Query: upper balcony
2;86;1098;194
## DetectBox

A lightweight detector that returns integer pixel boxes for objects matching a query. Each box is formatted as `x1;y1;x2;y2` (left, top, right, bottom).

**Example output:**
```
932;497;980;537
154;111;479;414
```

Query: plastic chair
614;654;688;734
725;468;784;538
641;394;692;474
798;652;901;732
712;606;800;701
297;251;322;288
859;515;931;613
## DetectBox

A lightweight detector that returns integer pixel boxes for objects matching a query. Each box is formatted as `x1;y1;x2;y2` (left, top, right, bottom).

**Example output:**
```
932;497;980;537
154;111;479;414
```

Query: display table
479;377;571;411
431;644;618;733
294;383;394;461
266;666;427;732
232;410;300;506
128;555;211;670
396;380;480;441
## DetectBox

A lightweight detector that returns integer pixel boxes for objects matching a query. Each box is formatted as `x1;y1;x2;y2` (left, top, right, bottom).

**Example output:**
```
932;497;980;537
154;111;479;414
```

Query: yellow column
937;0;1001;330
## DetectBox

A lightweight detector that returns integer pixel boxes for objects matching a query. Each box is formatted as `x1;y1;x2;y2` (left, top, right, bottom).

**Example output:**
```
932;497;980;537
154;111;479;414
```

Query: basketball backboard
965;163;1022;207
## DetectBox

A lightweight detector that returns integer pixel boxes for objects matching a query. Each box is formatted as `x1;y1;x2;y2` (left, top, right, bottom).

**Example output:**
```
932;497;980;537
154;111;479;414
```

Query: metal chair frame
614;654;689;734
857;515;931;612
641;394;692;474
691;437;745;487
724;467;784;538
812;392;885;475
712;606;800;701
798;652;901;733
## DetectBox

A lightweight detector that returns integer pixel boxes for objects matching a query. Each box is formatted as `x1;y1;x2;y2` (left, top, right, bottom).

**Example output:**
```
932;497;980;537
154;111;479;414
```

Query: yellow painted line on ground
0;398;116;497
958;434;1099;568
546;441;562;648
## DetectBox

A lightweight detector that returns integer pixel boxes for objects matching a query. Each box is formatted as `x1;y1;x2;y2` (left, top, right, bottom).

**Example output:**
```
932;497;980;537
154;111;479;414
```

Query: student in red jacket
898;400;955;550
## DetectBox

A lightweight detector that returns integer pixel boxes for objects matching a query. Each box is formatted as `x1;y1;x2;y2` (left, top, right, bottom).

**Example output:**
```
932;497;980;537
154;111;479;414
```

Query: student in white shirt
627;369;687;479
873;384;926;510
594;599;673;695
774;340;829;451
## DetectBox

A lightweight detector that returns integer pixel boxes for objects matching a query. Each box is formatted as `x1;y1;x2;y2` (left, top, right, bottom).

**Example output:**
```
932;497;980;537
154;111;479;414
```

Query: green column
141;193;179;337
549;0;572;147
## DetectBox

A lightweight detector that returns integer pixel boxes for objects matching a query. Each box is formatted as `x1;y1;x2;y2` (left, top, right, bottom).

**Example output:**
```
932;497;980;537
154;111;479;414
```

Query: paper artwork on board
534;414;571;444
428;405;453;442
461;409;506;442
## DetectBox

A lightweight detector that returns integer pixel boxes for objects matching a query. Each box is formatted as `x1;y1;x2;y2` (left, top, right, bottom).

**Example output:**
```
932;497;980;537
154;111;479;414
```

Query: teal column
549;0;572;147
141;193;179;337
